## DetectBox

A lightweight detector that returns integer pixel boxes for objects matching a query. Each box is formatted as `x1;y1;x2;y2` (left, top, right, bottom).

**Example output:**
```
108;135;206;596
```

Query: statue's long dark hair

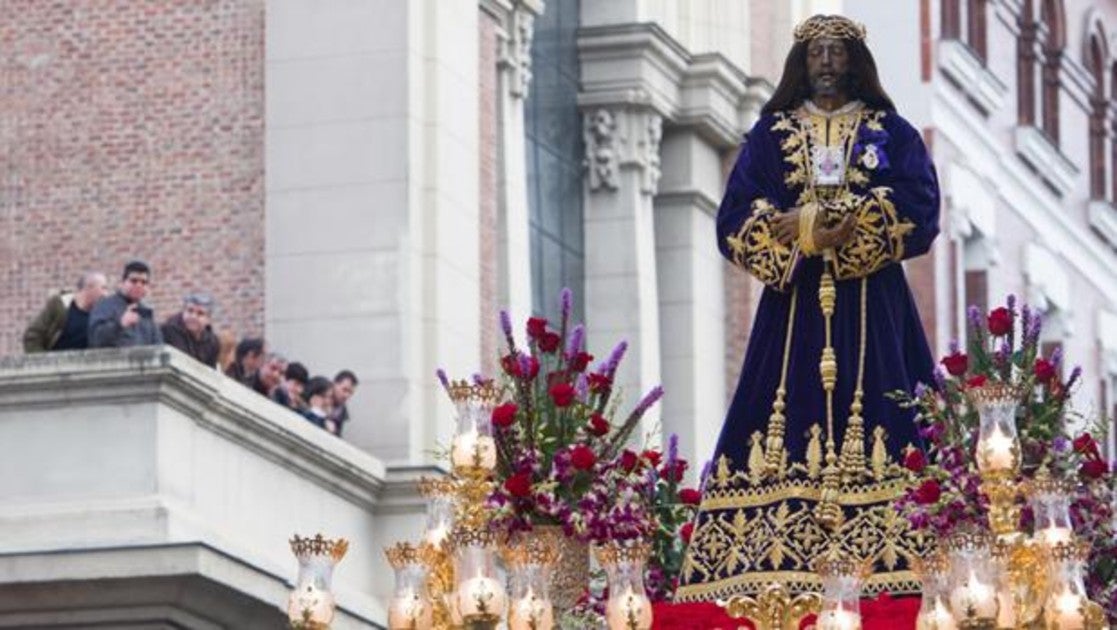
762;39;896;115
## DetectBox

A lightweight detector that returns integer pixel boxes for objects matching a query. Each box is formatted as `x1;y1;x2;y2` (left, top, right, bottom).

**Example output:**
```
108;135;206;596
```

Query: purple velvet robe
677;106;940;602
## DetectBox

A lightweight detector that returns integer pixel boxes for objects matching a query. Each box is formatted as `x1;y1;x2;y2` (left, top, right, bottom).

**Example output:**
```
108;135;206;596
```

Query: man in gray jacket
88;260;163;348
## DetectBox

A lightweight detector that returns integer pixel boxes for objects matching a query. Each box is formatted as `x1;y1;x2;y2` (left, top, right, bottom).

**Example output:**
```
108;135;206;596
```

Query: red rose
903;449;927;473
665;459;688;483
987;307;1013;336
504;472;532;498
570;445;597;470
549;382;576;407
569;352;594;372
642;450;662;467
1081;459;1109;480
501;354;520;376
1034;358;1057;383
941;352;968;377
587;372;613;392
1073;433;1100;460
913;479;942;505
678;488;702;505
526;317;549;339
619;449;639;473
680;522;694;544
492;402;518;428
965;375;988;389
538;331;562;353
522;356;540;379
587;413;610;437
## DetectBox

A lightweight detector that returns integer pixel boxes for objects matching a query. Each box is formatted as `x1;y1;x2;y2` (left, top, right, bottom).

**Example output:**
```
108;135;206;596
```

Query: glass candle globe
1044;542;1092;630
1028;474;1075;548
594;540;653;630
287;534;349;628
968;383;1021;475
914;552;956;630
450;527;506;623
945;531;998;625
501;535;560;630
447;381;499;476
385;542;435;630
814;551;867;630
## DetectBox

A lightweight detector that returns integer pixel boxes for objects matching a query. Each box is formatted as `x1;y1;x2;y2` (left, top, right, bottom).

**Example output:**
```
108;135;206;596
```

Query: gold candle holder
449;526;506;629
721;582;822;630
418;477;458;629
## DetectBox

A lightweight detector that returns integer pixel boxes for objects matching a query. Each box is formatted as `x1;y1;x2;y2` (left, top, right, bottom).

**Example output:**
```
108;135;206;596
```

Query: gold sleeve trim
831;186;915;280
725;199;801;291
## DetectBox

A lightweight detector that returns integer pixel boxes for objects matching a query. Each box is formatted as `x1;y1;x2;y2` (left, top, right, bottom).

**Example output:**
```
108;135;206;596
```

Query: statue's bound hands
773;208;857;250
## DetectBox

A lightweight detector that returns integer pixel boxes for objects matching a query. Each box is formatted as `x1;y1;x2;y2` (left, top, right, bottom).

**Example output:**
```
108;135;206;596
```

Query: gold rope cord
839;277;870;481
761;286;799;477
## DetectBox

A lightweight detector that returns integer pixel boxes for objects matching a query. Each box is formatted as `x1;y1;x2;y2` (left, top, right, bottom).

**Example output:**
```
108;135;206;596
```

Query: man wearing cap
88;260;163;348
677;15;939;602
161;293;220;367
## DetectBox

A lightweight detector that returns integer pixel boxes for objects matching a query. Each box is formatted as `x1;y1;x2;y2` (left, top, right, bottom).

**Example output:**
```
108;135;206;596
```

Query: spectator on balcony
251;352;286;398
23;271;108;352
225;337;265;385
88;260;162;348
301;376;334;430
216;330;237;372
273;361;309;411
161;293;220;367
326;370;359;437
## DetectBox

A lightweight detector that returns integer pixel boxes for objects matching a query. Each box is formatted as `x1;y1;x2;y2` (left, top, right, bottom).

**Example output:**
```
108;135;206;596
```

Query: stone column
490;0;543;327
582;103;666;432
654;129;729;476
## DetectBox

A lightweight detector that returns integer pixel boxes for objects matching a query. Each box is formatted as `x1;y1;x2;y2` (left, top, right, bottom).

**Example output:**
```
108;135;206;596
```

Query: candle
1038;526;1073;547
509;588;554;630
1051;590;1086;630
995;591;1016;629
458;574;506;619
387;591;431;629
605;587;652;629
425;524;448;546
817;609;861;630
287;583;335;625
981;426;1015;471
917;601;956;630
451;430;497;471
949;570;997;620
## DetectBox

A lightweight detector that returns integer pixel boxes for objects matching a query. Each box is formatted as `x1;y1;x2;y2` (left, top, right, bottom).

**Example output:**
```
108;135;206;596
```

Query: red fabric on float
652;593;920;629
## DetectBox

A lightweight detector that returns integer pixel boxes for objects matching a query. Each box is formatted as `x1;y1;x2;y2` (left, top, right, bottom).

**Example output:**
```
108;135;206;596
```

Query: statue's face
806;36;850;98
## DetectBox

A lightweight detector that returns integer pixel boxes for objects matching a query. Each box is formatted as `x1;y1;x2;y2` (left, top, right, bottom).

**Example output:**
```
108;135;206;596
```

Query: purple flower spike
499;310;512;338
949;339;960;354
1050;345;1063;368
472;372;488;386
933;367;947;392
575;373;589;401
560;287;573;321
436;368;450;392
667;433;679;468
1006;294;1016;311
967;305;982;328
633;385;665;417
605;340;629;376
914;382;928;398
567;324;585;357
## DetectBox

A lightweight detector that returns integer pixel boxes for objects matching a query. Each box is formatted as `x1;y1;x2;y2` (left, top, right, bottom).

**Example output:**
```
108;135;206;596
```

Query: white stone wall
267;0;481;467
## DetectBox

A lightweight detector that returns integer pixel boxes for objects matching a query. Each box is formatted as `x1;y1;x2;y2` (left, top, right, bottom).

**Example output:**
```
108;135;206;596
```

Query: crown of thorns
793;15;867;43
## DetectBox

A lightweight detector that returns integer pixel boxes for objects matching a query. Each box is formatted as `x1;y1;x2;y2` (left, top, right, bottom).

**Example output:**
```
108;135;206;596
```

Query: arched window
943;0;988;63
1017;0;1037;125
1086;30;1107;199
1039;0;1065;144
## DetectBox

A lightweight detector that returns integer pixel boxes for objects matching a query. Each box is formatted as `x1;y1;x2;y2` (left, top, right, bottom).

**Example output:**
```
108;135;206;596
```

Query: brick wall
478;11;499;376
0;0;265;353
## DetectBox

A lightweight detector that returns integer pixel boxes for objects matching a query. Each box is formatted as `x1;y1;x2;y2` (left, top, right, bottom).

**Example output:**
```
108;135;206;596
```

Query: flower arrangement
456;288;697;614
891;297;1117;621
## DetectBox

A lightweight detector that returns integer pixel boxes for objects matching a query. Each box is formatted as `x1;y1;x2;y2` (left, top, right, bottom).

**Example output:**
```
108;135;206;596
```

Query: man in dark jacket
88;260;163;348
225;337;265;385
161;293;220;366
23;271;108;352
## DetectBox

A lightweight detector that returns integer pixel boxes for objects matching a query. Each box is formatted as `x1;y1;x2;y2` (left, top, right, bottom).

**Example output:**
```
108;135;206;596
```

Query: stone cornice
1013;125;1079;197
578;22;773;148
0;347;386;510
938;39;1009;116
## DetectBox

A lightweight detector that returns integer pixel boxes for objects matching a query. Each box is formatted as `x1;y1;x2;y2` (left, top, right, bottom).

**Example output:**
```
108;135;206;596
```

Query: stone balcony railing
0;346;428;629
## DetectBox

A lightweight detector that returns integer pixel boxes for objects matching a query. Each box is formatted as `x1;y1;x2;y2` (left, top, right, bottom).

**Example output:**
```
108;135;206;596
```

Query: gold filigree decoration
384;541;439;569
290;533;349;562
676;440;929;603
447;379;501;405
831;187;914;279
721;582;822;630
726;199;800;291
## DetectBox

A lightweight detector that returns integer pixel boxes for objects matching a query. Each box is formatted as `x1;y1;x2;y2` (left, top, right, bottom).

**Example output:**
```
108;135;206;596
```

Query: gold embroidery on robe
725;199;801;291
831;187;915;280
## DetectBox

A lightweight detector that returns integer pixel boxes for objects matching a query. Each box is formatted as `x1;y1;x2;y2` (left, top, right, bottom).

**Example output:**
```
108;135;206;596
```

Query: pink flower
526;317;548;339
504;472;532;498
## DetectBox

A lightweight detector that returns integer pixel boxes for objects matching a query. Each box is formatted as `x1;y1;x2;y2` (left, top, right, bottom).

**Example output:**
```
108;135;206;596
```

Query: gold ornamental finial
793;15;867;43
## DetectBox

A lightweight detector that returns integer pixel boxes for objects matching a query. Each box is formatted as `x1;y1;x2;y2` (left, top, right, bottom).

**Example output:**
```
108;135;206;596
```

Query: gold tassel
806;424;823;479
748;432;766;485
764;388;788;476
871;426;888;480
839;390;866;482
